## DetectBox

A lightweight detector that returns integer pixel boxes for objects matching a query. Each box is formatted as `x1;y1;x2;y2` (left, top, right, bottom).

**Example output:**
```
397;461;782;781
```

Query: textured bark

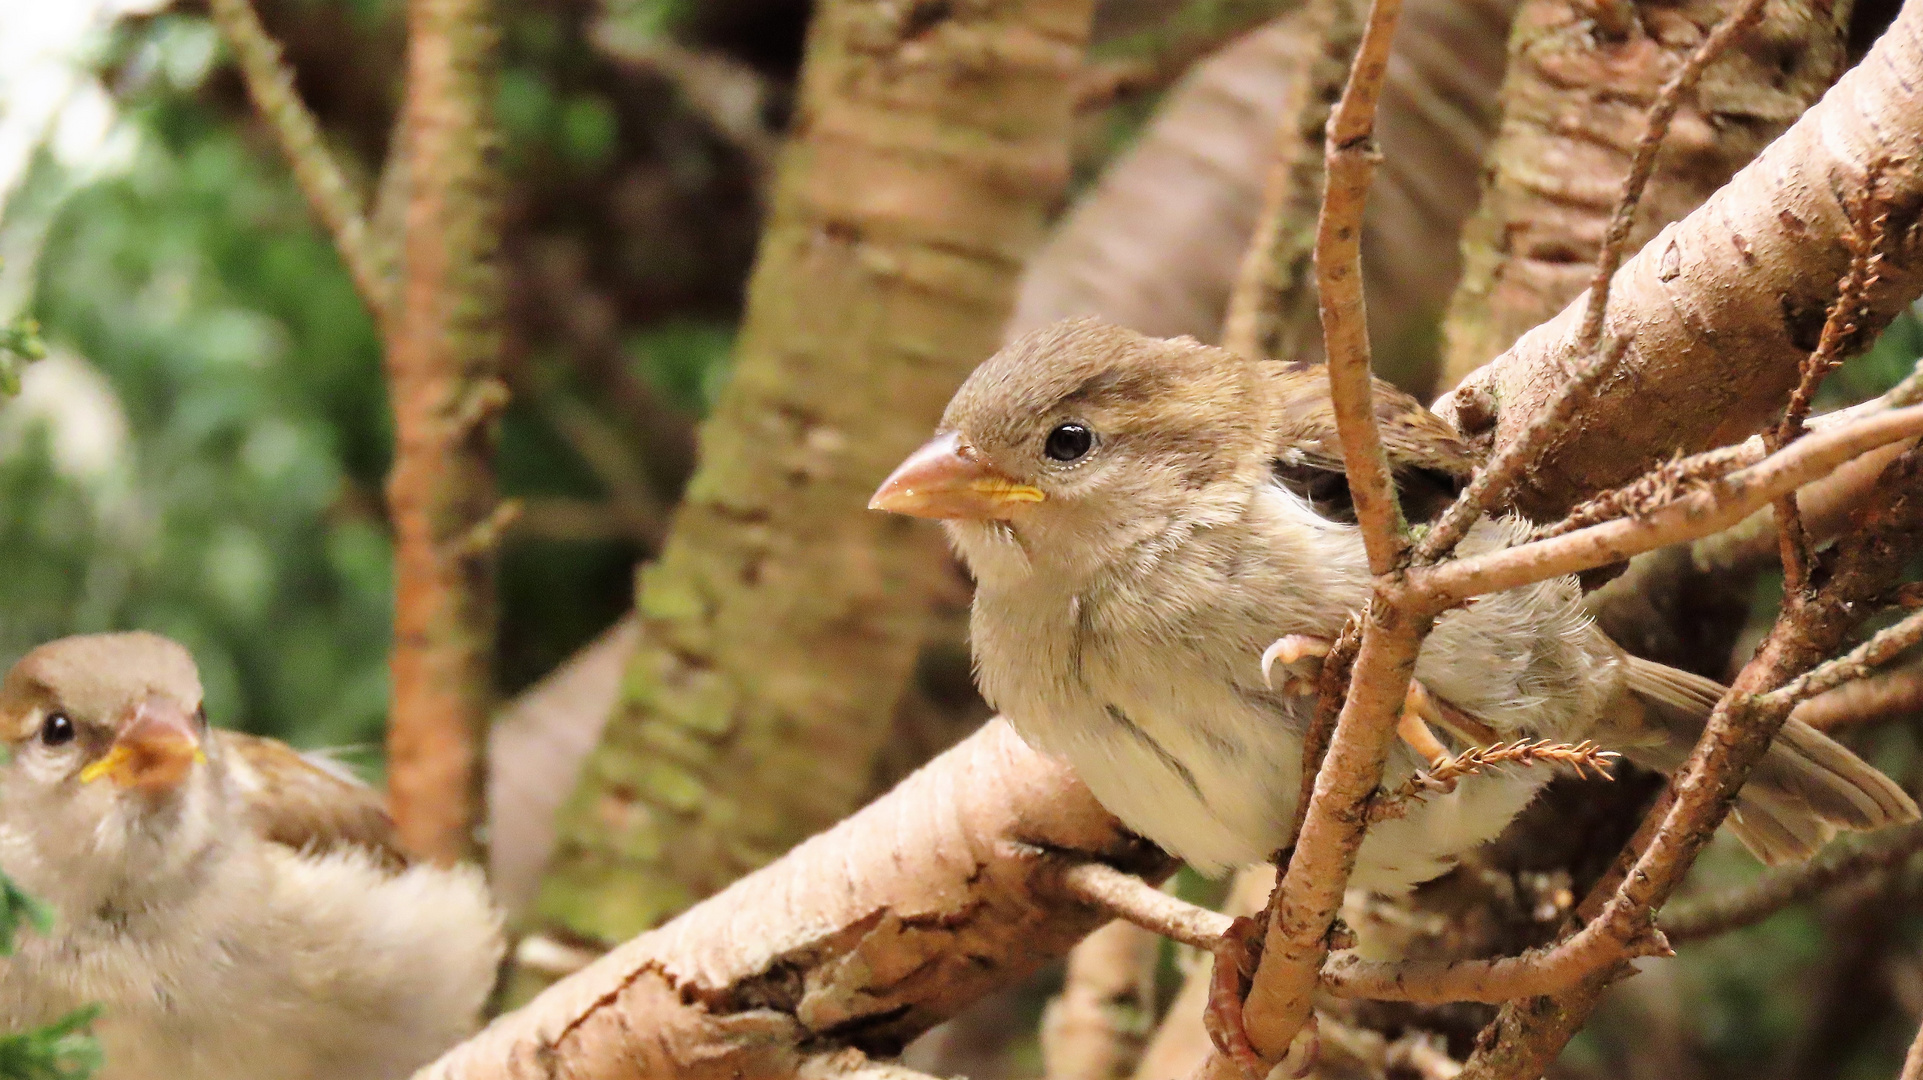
384;0;505;863
416;721;1172;1080
1010;0;1515;386
535;0;1099;942
1437;0;1852;388
1436;1;1923;521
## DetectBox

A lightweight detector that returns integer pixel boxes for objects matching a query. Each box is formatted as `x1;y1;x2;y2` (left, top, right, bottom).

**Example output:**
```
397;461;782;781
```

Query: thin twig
1533;440;1749;541
1217;0;1421;1057
1056;862;1234;951
1768;167;1893;595
207;0;391;321
1289;616;1361;848
1315;0;1409;573
1316;921;1671;1003
1793;665;1923;731
1415;0;1768;563
1376;740;1620;813
1756;607;1923;712
1460;435;1923;1080
1660;823;1923;942
1412;403;1923;611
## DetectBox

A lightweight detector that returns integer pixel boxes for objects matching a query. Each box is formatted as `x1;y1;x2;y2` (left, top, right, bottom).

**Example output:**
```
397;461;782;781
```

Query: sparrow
0;632;504;1080
870;317;1919;894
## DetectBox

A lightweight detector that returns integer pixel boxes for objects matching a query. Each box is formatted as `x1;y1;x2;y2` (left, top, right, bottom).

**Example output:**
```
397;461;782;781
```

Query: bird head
871;319;1275;580
0;632;227;911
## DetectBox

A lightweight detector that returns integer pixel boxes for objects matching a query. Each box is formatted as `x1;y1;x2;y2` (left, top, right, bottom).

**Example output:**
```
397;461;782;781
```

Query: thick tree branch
417;721;1171;1079
1436;0;1923;520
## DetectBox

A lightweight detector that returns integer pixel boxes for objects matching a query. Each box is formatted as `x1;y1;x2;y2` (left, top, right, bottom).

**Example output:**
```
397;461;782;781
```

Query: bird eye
1044;423;1094;463
39;711;74;747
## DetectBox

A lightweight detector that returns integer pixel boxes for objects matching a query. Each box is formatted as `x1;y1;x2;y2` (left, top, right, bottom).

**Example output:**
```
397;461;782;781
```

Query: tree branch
1660;822;1923;942
416;722;1172;1080
1436;0;1923;521
382;0;506;862
208;0;392;321
1055;862;1232;950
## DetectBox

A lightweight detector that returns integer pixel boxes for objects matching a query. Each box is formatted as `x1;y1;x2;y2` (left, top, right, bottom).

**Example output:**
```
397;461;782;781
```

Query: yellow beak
869;432;1045;520
79;698;205;792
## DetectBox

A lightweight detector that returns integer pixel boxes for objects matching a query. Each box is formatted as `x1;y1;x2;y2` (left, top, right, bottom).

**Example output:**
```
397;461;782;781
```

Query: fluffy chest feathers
959;484;1612;888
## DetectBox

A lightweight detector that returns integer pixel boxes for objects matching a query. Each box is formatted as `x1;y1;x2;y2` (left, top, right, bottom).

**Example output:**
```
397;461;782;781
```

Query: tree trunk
533;0;1102;942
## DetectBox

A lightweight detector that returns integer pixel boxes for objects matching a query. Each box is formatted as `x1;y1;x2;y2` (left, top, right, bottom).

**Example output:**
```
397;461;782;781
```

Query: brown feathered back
218;731;409;872
1266;361;1482;523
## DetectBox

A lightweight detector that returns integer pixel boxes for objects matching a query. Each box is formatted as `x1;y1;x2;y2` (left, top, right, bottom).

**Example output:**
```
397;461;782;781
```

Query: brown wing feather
215;730;409;872
1268;362;1480;522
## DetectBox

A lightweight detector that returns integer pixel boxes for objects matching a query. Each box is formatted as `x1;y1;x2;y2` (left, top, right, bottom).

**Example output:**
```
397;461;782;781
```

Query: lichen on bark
534;0;1101;942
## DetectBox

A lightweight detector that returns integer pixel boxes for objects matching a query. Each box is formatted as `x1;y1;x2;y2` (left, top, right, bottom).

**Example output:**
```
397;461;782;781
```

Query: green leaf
0;1006;103;1080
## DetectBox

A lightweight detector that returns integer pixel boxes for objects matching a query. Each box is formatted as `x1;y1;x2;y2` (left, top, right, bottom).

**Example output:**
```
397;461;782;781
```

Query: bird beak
869;431;1045;520
79;697;205;793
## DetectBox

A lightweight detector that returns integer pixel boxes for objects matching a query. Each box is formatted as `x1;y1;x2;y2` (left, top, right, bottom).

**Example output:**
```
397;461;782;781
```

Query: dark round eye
1044;423;1094;462
39;712;74;747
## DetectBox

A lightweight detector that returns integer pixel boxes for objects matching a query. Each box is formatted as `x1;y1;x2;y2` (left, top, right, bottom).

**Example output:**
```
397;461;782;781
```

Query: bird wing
215;729;410;872
1267;361;1481;523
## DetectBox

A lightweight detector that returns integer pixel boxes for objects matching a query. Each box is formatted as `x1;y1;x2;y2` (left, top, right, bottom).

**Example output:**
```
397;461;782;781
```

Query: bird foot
1206;914;1269;1080
1398;681;1456;773
1260;635;1333;690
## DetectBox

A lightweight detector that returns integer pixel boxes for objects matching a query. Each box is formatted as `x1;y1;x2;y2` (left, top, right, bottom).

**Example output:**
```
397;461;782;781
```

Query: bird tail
1610;656;1919;865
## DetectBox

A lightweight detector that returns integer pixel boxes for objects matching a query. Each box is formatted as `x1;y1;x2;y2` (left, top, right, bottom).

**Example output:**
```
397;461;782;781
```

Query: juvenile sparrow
871;318;1918;894
0;632;503;1080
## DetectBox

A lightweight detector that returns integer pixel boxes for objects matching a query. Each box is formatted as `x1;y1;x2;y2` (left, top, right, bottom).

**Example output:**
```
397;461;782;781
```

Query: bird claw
1206;915;1269;1080
1260;635;1333;690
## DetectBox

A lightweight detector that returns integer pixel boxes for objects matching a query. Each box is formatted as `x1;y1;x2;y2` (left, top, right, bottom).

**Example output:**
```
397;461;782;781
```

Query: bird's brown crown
1;631;203;745
940;318;1273;492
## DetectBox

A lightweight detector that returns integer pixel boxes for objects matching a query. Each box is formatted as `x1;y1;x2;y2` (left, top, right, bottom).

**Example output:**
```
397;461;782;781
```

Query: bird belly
1049;690;1305;877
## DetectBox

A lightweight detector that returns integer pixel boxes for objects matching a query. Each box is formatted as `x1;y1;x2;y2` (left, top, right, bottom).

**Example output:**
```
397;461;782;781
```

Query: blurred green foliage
0;5;741;756
10;39;395;753
0;865;98;1079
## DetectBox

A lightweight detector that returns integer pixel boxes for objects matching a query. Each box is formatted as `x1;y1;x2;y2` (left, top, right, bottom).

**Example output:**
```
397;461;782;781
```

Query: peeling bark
1436;1;1923;520
418;721;1171;1080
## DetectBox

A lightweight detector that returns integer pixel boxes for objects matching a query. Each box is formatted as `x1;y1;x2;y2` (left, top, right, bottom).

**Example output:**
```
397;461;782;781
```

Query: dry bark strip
535;0;1101;941
1436;0;1923;521
416;721;1171;1080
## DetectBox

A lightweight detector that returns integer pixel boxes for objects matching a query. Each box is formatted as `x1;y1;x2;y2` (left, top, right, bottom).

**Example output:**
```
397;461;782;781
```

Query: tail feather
1616;656;1920;866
